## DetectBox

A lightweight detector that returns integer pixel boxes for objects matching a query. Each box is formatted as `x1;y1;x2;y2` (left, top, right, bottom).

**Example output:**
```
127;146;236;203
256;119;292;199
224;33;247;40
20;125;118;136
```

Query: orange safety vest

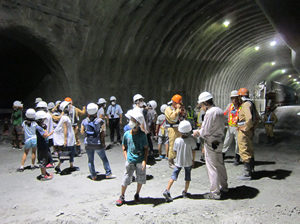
228;103;241;127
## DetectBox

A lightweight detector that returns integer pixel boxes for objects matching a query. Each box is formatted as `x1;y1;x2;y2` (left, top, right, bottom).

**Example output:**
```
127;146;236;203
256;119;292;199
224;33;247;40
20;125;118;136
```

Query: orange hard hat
171;94;182;104
64;97;72;102
238;88;249;97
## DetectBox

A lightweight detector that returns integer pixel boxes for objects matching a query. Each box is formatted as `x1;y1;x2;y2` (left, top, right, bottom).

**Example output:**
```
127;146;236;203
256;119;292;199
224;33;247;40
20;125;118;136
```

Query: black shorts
48;139;53;147
38;147;48;168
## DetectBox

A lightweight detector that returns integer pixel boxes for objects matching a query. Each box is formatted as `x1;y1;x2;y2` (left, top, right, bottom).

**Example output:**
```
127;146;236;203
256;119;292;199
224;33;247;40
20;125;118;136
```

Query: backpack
85;119;99;138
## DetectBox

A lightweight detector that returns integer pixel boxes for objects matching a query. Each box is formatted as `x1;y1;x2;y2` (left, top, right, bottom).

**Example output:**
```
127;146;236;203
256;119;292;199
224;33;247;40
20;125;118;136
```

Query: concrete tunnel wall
0;0;298;113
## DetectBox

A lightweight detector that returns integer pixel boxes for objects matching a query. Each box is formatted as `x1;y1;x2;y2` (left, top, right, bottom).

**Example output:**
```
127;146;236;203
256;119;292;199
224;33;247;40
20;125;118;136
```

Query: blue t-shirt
22;120;37;142
81;117;104;145
123;124;131;132
122;129;148;164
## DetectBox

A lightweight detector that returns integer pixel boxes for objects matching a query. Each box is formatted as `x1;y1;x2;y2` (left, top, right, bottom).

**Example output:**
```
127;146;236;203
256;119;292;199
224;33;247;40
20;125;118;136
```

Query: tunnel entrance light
223;21;230;27
271;62;275;65
270;41;277;46
255;46;260;51
282;69;286;73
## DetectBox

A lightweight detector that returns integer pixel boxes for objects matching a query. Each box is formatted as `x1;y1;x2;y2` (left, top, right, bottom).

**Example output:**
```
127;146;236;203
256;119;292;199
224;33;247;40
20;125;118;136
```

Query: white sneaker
106;174;116;179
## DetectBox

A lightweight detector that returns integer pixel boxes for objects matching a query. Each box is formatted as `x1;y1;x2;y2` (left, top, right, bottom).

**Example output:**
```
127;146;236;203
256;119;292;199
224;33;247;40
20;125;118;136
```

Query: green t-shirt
12;110;23;125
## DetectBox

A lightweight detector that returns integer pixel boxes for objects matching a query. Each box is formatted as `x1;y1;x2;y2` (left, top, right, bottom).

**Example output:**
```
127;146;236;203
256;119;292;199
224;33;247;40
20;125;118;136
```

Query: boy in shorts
163;120;196;202
116;110;148;206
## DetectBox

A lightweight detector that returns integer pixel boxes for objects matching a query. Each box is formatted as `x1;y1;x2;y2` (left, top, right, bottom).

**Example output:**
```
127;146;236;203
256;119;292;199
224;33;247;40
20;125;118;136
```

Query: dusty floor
0;129;299;224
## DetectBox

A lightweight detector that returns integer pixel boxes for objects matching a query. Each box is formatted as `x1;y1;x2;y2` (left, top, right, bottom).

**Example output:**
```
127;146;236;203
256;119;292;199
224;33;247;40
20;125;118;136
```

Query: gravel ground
0;129;299;224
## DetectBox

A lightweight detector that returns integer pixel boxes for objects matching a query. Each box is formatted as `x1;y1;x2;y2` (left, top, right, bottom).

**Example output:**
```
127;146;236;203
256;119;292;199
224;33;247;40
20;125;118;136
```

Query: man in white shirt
106;96;123;145
193;92;228;200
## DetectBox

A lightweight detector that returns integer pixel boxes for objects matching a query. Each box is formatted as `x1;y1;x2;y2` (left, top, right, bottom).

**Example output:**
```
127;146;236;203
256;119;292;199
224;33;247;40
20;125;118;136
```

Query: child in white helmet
11;101;24;150
156;104;169;159
35;110;54;181
17;109;38;172
53;101;78;174
81;103;116;180
116;110;149;206
163;120;196;202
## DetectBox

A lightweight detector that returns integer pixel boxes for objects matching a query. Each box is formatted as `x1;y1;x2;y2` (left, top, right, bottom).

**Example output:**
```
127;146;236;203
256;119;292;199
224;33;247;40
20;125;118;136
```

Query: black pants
147;133;153;152
109;118;121;143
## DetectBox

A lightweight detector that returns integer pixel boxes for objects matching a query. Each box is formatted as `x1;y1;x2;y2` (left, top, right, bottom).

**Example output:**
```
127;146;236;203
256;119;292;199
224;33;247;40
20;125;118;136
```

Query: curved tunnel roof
0;0;298;109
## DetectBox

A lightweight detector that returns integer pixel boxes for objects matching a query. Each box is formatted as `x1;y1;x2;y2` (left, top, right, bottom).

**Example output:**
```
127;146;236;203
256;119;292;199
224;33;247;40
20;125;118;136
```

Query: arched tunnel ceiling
0;0;299;110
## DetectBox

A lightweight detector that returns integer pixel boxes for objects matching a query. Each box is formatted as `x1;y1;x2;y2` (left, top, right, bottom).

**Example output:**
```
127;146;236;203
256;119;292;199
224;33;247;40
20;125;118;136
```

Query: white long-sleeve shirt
199;106;225;144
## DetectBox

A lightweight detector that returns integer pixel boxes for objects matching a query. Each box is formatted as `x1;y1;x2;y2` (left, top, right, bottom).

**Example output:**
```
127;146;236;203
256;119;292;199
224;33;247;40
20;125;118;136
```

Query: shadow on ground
189;185;259;200
252;169;292;180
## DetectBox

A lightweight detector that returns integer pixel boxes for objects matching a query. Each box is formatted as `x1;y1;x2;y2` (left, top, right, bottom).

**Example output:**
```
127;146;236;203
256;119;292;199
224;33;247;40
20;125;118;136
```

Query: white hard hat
97;98;107;104
55;100;61;106
110;96;116;101
160;104;168;113
198;92;213;104
131;110;144;125
133;94;144;102
36;101;47;108
125;109;133;119
35;110;47;120
178;120;192;133
59;101;71;111
13;101;23;107
47;102;55;110
148;100;157;110
87;103;98;115
35;97;42;103
25;109;36;119
230;90;239;97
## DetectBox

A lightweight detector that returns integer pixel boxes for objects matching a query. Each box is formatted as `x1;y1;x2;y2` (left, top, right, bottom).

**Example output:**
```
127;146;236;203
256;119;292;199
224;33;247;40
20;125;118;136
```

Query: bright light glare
289;75;292;78
223;21;230;27
271;62;275;65
255;46;260;51
293;79;297;81
270;41;276;46
282;69;286;73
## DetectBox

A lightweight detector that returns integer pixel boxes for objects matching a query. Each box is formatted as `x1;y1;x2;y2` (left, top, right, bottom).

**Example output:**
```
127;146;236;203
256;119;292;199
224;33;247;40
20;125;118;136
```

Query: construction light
223;21;230;27
270;41;276;46
293;79;297;81
255;46;260;51
271;62;275;65
289;75;292;78
282;69;286;73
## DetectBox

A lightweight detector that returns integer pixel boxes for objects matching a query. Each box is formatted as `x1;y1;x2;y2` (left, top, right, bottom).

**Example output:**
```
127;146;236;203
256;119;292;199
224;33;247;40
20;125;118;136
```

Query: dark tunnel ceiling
0;36;50;108
0;0;299;109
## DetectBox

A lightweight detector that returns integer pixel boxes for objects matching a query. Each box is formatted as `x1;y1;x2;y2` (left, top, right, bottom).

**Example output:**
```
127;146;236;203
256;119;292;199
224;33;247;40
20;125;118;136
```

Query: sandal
116;196;125;206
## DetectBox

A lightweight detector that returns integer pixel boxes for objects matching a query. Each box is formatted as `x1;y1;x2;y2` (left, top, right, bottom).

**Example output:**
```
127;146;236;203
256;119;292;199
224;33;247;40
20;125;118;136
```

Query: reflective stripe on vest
187;110;193;119
228;103;241;127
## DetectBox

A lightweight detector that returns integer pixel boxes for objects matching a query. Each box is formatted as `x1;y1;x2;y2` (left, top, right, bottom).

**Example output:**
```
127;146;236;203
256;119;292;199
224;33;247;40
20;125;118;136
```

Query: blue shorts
24;139;37;149
171;166;192;181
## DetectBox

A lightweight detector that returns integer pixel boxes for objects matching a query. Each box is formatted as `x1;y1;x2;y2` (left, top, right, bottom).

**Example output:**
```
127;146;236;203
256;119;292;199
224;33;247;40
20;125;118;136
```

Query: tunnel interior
0;35;51;108
0;0;299;111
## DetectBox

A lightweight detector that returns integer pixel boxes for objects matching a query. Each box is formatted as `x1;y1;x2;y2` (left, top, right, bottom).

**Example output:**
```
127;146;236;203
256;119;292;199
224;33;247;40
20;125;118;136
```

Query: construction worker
107;96;123;145
222;90;242;165
263;106;278;145
165;94;183;169
193;92;228;200
236;88;260;180
65;97;86;156
186;105;194;128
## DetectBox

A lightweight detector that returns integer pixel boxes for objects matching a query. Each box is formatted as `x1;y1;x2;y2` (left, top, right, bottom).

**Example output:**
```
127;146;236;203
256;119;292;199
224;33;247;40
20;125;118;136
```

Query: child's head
36;101;48;112
47;102;55;111
129;111;143;130
87;103;98;119
160;104;168;114
147;100;157;110
97;98;107;108
13;101;23;111
59;101;71;114
35;110;47;125
178;120;192;136
25;109;36;120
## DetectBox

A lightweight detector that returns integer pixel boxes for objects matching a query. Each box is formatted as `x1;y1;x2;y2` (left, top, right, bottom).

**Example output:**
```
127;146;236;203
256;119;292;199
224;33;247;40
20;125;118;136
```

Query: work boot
222;153;226;161
168;159;175;169
233;154;240;166
236;162;252;180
